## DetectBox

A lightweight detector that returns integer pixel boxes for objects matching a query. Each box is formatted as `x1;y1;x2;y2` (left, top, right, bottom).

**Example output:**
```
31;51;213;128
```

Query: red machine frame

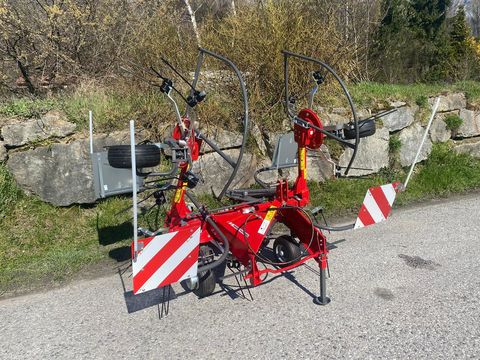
136;106;332;304
124;48;382;306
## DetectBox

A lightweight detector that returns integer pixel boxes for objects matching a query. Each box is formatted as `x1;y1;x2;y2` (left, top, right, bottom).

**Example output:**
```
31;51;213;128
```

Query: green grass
0;167;134;294
2;81;480;135
0;97;59;118
308;143;480;216
389;134;402;154
0;165;22;219
0;86;173;133
349;81;480;108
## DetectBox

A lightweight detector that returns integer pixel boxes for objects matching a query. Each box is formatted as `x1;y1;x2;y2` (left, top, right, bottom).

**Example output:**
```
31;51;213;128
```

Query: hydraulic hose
313;222;355;232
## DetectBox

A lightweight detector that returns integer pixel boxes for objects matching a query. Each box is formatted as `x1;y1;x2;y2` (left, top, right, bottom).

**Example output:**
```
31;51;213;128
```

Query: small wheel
193;270;216;298
107;144;160;169
273;235;301;267
186;245;216;298
343;119;376;140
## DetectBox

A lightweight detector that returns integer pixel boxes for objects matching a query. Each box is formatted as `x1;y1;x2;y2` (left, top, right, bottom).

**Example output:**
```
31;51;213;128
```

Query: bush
415;95;428;107
444;114;463;132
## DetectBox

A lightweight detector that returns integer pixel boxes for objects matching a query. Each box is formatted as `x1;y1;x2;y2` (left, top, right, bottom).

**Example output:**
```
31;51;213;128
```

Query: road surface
1;194;480;359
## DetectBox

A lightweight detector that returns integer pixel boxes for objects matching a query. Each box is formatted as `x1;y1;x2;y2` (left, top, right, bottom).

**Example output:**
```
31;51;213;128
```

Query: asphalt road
1;194;480;359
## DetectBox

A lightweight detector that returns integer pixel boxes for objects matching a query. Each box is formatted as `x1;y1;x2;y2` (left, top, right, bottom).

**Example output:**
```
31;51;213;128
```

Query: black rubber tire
344;118;376;139
193;270;216;298
273;235;301;267
107;144;160;169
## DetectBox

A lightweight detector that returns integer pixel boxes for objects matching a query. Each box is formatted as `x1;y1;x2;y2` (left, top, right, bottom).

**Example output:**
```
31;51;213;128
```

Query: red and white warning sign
354;183;399;229
132;226;201;294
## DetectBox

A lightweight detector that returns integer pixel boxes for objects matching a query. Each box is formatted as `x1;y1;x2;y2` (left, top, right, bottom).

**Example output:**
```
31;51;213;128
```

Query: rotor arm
283;50;360;175
195;130;237;167
293;116;356;149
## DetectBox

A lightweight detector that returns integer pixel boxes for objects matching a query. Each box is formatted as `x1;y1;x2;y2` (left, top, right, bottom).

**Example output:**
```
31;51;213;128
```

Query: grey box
91;152;144;199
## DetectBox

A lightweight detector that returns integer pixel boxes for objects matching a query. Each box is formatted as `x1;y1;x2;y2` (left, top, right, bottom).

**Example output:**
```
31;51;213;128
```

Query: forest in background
1;0;480;134
1;0;479;89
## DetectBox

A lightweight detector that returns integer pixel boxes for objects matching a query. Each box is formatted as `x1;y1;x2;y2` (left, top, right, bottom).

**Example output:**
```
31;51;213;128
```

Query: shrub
444;114;463;132
389;135;401;153
415;95;428;107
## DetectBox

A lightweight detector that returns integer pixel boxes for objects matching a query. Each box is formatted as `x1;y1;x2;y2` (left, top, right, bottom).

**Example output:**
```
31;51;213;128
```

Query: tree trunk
16;60;36;94
183;0;201;47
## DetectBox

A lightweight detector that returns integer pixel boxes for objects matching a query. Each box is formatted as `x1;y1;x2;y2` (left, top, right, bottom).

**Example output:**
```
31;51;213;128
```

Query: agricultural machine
90;48;437;311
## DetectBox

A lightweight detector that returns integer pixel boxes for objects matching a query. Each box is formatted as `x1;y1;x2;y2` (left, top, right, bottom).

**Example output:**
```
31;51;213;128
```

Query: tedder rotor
91;48;409;311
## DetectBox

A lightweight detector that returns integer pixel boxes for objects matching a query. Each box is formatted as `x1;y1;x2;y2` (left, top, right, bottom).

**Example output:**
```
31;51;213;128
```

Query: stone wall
1;92;479;206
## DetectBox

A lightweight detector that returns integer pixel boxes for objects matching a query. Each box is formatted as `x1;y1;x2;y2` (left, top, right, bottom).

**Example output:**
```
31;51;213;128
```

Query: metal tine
161;56;196;91
159;286;172;319
228;266;247;300
120;64;159;88
242;276;254;301
122;60;190;104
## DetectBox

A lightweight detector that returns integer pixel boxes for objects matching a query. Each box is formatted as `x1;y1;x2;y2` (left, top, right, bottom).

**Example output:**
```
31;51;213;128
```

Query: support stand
313;255;331;305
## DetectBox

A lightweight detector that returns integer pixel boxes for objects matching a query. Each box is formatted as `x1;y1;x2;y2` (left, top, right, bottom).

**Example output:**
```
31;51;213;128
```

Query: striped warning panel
354;183;399;229
132;226;200;294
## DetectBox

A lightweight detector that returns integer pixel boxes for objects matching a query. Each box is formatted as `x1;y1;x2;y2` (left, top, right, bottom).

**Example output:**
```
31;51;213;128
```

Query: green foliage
446;6;480;81
444;114;463;131
0;97;58;118
389;135;402;153
372;0;454;82
0;164;22;219
397;142;480;203
450;6;470;59
415;95;428;107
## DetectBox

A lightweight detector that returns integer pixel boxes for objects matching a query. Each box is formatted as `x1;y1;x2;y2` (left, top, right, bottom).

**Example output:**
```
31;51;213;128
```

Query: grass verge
2;81;480;134
309;142;480;216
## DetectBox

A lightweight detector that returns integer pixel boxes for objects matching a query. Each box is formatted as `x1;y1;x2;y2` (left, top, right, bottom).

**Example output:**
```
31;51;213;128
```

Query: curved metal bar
282;50;359;175
197;47;249;200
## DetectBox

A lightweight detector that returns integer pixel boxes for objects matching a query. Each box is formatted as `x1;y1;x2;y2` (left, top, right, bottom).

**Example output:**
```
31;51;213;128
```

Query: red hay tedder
89;48;432;313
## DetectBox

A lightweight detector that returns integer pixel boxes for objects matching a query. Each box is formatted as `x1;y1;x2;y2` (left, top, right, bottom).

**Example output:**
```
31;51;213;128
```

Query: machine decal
258;208;277;235
299;147;306;176
227;221;249;238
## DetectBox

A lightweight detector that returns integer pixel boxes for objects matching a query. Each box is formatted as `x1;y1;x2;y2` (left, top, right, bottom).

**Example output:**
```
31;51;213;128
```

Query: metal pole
130;120;138;259
88;110;94;154
402;97;440;191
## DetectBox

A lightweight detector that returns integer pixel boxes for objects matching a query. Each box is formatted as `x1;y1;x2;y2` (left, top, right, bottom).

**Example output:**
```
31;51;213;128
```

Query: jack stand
313;255;331;305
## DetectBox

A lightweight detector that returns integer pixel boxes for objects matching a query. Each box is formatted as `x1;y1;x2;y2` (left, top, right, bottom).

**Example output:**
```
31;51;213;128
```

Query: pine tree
372;0;452;82
448;6;478;80
450;6;470;59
